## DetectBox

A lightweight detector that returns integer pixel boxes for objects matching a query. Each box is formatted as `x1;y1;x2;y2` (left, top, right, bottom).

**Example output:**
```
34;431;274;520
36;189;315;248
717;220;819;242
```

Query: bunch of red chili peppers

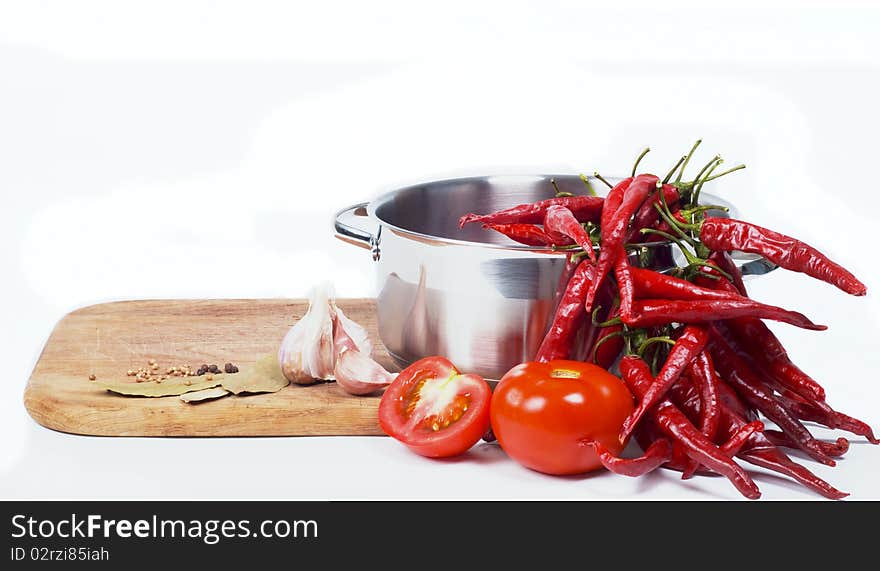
460;141;873;499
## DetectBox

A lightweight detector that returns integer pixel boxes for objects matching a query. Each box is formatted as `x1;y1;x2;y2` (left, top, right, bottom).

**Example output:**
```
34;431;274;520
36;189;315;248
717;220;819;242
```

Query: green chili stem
662;156;687;184
701;163;746;184
593;172;614;189
593;310;622;328
631;147;651;177
674;139;702;184
691;158;724;210
578;173;598;197
637;337;676;358
680;204;729;217
640;228;702;267
592;330;625;365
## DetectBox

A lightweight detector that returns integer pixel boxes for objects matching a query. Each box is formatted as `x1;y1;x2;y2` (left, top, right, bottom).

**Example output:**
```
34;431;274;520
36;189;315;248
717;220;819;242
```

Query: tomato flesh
490;360;635;475
379;357;491;458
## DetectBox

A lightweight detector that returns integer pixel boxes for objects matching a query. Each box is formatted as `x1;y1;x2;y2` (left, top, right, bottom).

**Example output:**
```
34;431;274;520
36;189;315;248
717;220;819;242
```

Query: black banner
0;500;871;566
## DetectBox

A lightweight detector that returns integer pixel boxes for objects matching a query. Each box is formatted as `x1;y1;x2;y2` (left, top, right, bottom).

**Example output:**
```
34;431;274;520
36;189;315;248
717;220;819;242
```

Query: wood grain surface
24;299;397;437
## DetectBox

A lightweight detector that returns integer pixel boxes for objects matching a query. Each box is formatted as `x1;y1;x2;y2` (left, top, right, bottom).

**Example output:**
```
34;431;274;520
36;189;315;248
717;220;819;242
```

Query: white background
1;0;879;500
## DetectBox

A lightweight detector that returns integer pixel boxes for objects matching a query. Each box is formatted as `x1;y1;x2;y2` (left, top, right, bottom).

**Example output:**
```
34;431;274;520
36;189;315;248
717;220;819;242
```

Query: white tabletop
2;1;879;501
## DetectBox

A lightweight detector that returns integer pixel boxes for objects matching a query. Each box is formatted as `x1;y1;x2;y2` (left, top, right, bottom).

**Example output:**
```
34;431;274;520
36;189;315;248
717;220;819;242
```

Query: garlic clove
333;302;373;355
333;348;396;396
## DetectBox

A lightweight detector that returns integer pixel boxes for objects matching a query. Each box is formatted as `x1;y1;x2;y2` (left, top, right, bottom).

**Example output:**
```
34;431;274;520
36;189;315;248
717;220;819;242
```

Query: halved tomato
378;356;491;458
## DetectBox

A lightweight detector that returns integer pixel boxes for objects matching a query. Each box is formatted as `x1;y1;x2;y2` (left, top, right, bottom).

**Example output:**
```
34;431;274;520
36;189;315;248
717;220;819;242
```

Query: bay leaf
221;354;289;394
99;375;224;397
180;387;231;403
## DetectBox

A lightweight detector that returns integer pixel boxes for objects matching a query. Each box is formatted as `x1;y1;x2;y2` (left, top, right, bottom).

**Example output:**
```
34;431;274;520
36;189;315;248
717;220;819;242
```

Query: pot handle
334;202;381;261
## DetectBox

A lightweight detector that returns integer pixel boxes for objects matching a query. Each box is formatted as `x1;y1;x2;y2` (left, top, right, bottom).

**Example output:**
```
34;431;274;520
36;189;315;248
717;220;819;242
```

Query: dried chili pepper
688;351;721;442
762;429;850;458
774;393;879;444
629;266;743;302
613;255;635;320
482;223;570;247
619;355;761;499
708;250;747;296
694;270;829;402
669;378;848;499
623;298;826;330
700;217;867;296
626;183;680;243
707;324;836;466
534;262;595;362
544;205;597;264
589;439;672;477
585;174;659;312
600;177;633;229
724;317;828;402
620;325;709;442
459;195;605;227
591;304;624;370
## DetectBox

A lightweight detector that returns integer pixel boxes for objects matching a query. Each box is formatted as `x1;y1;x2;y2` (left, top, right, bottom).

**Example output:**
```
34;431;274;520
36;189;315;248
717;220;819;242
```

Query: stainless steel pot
334;174;775;379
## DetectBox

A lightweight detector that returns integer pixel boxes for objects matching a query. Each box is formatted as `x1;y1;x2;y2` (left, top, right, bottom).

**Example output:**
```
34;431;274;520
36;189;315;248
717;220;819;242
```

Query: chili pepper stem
701;163;746;184
591;330;626;364
631;147;651;177
593;172;614;189
578;173;598;196
678;154;721;203
674;139;702;184
640;227;710;270
662;156;687;184
691;158;725;208
637;336;676;358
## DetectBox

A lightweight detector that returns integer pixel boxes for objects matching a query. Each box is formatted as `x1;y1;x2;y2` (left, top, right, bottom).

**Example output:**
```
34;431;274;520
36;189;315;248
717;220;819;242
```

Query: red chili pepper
585;174;659;312
459;195;605;227
700;217;867;296
619;355;761;499
591;303;624;370
620;325;709;442
707;324;837;466
588;439;672;477
688;351;721;442
680;420;764;480
481;223;570;247
762;429;850;458
613;255;635;320
629;266;743;302
623;298;826;331
725;318;828;403
708;250;747;296
544;205;597;264
774;393;879;444
694;271;828;402
626;183;680;243
534;262;595;362
600;177;634;229
668;377;848;499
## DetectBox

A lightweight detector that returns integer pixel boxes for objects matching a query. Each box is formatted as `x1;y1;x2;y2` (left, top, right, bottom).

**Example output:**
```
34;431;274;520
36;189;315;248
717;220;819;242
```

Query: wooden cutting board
24;299;397;437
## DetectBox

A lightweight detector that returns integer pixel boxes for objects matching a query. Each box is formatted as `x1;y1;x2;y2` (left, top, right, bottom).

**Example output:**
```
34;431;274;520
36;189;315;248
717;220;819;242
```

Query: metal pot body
334;174;771;379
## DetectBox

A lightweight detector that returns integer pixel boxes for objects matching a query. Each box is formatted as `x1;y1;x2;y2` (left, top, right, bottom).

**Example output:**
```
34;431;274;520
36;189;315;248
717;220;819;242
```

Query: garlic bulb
334;348;396;396
278;284;336;384
278;283;395;393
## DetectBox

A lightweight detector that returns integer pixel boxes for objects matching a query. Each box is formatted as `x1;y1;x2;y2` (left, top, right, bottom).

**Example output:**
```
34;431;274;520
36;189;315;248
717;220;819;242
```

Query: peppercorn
208;364;220;374
88;374;96;381
224;363;239;374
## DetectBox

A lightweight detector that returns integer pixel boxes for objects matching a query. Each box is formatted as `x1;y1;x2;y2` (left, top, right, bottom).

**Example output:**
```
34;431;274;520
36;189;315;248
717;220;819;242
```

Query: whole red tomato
490;360;635;475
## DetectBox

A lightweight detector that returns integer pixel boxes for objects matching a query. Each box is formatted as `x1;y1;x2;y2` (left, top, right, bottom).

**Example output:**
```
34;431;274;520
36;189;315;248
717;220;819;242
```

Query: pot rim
364;173;733;251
